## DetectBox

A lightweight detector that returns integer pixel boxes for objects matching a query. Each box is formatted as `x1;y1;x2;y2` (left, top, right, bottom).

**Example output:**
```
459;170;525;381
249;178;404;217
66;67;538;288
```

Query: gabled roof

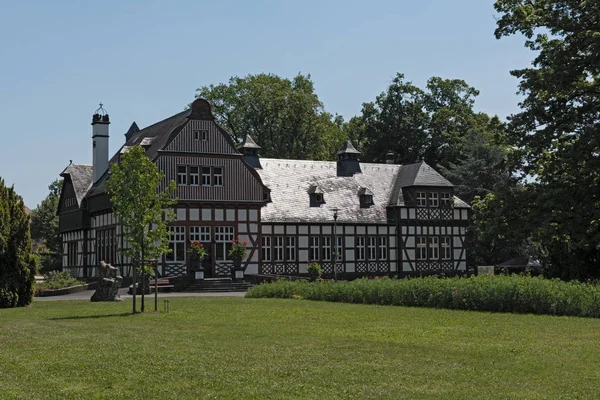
398;161;454;188
125;121;140;140
357;187;374;196
60;163;93;206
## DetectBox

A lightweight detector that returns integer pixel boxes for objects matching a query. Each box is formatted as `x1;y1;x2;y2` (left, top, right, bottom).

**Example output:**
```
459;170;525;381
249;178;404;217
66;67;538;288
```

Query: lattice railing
215;263;233;277
164;263;187;277
355;261;390;274
416;208;453;220
262;263;299;275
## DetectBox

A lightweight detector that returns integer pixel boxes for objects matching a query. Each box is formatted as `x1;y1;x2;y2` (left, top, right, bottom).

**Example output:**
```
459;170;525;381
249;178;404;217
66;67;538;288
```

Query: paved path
35;288;246;301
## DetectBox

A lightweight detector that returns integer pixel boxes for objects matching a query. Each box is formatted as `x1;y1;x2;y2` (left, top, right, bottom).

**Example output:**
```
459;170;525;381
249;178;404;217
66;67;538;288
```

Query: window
322;236;331;261
428;192;439;208
416;192;427;207
428;237;439;259
96;229;116;265
274;236;284;262
416;236;427;259
441;193;451;208
177;166;187;185
310;237;320;261
335;236;343;261
356;237;365;261
68;242;77;267
202;131;207;141
202;167;211;186
286;237;296;261
365;195;373;204
315;193;323;203
190;166;199;185
262;236;271;262
368;237;377;260
215;226;235;261
213;167;223;186
167;226;186;262
190;226;211;242
194;131;199;141
378;236;387;260
441;237;451;260
65;198;76;208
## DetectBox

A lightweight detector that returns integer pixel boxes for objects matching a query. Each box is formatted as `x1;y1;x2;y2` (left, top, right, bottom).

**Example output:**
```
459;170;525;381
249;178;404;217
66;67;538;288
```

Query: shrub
36;271;82;291
245;275;600;318
307;262;322;280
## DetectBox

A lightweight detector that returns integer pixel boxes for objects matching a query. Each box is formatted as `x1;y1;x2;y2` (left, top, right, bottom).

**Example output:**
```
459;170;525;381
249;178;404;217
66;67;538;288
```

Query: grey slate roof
337;140;361;155
60;164;93;206
239;134;261;149
257;159;402;224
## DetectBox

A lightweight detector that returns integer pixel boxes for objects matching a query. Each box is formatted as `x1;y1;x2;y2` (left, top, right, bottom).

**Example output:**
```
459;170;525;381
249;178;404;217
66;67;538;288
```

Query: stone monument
90;261;124;302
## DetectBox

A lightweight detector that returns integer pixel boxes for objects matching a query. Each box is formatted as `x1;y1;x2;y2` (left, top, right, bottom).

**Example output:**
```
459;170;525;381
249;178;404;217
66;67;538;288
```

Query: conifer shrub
246;275;600;318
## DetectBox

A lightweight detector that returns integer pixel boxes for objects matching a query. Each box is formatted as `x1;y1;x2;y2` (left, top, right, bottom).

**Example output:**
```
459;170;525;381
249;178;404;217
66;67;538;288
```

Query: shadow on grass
49;312;134;321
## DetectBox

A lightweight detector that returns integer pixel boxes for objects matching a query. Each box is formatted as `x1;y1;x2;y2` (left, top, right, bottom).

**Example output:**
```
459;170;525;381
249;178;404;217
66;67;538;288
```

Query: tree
0;178;34;308
495;0;600;279
196;73;346;160
106;146;176;313
30;179;62;272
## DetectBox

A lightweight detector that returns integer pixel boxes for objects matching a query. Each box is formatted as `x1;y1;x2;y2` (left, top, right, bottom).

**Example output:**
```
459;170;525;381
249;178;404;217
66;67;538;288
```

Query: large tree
30;179;62;271
196;73;346;160
106;146;176;313
495;0;600;279
0;178;34;308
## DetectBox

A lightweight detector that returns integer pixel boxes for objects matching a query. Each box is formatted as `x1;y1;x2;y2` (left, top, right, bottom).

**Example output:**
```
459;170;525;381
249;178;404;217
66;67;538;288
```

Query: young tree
0;178;34;308
196;73;346;160
30;179;62;271
495;0;600;278
106;146;176;313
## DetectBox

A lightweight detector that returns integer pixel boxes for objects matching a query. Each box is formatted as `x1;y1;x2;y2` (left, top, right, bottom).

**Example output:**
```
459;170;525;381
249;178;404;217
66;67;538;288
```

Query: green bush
246;275;600;318
36;271;82;291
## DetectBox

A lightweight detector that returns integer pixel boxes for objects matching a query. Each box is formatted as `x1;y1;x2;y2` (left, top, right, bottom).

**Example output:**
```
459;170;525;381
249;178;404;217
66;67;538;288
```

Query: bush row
36;271;82;291
245;275;600;318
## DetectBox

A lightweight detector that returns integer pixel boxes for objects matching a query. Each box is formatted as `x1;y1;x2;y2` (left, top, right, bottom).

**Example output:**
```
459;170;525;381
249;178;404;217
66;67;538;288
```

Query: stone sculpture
90;261;124;302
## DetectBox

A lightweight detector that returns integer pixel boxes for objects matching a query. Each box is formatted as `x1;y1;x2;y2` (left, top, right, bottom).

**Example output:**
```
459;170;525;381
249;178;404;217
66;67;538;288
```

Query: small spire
125;121;140;141
337;140;361;155
239;134;261;149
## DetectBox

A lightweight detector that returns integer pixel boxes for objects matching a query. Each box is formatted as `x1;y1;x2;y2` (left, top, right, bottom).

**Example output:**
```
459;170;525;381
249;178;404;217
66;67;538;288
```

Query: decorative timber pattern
164;263;187;277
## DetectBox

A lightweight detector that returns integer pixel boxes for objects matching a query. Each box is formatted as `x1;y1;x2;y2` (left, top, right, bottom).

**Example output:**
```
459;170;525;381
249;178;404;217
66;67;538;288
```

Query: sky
0;0;532;209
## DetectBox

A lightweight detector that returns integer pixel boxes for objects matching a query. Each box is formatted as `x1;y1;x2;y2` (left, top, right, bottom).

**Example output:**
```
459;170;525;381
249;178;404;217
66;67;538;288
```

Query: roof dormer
308;185;325;206
358;187;374;208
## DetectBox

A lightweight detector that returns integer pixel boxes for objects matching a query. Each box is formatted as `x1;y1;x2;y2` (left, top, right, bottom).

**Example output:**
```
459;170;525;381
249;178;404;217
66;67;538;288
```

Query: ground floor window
428;237;439;259
378;236;387;260
68;242;77;267
441;236;451;260
262;236;271;261
286;237;296;262
322;236;331;261
215;226;234;260
167;226;186;262
416;236;427;260
96;228;117;265
274;236;284;262
190;226;211;243
356;237;365;261
310;237;320;261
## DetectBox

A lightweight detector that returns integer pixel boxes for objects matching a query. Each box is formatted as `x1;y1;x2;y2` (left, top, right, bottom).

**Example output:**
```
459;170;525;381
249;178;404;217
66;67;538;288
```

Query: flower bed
246;274;600;318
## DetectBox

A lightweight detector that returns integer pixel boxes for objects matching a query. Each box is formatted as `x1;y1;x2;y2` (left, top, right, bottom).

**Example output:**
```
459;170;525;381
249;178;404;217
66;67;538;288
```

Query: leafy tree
30;179;62;271
106;146;176;313
495;0;600;279
196;73;346;160
0;178;34;308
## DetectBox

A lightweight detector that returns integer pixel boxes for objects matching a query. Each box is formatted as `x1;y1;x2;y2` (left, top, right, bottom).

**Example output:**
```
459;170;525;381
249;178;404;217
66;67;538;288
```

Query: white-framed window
416;236;427;260
378;236;387;260
68;242;77;267
167;226;186;262
213;167;223;186
322;236;331;261
441;193;451;208
335;236;343;261
274;236;284;262
428;192;439;207
190;226;211;242
262;236;271;262
416;192;427;207
177;166;187;185
428;236;439;259
286;237;296;261
202;167;211;186
356;237;366;261
189;166;200;185
441;237;451;260
215;226;234;261
310;237;320;261
96;229;116;265
368;236;377;260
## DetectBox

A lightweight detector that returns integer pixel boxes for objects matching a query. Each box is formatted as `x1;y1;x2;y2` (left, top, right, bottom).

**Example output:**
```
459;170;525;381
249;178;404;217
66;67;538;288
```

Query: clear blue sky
0;0;531;209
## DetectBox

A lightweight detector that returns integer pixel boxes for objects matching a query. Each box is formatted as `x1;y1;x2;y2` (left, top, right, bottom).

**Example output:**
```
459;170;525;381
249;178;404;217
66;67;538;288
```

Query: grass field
1;297;600;399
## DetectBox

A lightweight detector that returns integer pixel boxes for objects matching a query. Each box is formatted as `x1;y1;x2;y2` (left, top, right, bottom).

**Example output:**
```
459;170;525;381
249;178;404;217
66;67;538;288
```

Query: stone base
91;276;124;302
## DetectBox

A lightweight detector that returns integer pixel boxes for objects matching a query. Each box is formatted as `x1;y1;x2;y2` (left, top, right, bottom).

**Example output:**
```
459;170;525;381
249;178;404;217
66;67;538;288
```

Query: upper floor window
441;193;451;208
190;166;200;186
177;166;187;185
441;237;451;260
428;192;439;208
65;197;76;208
416;192;427;207
194;130;208;141
202;167;211;186
416;236;427;259
428;237;439;259
213;167;224;186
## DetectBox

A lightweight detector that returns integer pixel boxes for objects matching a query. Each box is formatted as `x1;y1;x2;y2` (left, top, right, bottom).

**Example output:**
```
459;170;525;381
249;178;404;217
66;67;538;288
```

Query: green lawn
1;298;599;399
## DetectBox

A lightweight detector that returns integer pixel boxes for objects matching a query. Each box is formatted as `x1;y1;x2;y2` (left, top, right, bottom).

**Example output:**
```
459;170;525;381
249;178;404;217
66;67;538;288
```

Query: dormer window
358;187;374;208
308;185;325;206
428;192;439;207
263;191;271;202
441;192;451;207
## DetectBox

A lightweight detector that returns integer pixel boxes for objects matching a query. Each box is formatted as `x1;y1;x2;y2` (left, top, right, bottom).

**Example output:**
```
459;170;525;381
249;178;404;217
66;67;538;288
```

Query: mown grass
1;297;600;399
247;275;600;317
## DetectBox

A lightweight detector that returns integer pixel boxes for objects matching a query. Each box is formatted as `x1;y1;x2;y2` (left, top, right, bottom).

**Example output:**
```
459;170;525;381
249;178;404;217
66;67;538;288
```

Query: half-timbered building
58;99;469;280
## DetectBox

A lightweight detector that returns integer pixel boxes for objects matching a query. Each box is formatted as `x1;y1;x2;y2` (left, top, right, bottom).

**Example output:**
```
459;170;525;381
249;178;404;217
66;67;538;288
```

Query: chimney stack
385;151;395;164
91;103;110;183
